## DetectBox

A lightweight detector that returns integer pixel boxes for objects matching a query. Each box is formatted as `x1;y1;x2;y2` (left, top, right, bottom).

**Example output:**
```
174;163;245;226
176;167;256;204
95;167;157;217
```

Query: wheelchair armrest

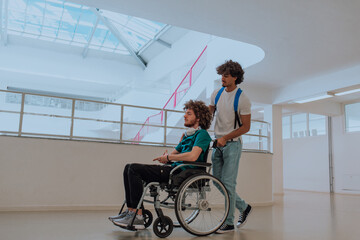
180;161;212;167
166;161;212;168
169;161;212;177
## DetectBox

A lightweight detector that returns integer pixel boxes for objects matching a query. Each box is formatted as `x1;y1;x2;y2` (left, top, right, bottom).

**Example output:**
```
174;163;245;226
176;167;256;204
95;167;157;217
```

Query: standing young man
209;60;252;233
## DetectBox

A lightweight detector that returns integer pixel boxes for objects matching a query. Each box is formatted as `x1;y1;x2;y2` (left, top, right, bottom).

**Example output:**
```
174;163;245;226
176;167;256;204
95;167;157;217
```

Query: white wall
282;110;360;194
283;136;330;192
332;115;360;194
0;136;272;211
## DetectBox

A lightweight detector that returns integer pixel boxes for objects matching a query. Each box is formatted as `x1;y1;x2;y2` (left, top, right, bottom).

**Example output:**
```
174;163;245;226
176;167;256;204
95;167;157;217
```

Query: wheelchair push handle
212;139;218;148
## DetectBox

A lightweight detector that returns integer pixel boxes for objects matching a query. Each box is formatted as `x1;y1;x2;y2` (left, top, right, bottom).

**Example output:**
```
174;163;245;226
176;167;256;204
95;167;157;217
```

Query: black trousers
123;163;174;208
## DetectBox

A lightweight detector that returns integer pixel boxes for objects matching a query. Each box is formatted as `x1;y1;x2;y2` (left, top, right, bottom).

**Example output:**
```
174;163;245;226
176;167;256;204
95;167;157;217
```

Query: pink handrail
132;45;207;142
163;46;207;110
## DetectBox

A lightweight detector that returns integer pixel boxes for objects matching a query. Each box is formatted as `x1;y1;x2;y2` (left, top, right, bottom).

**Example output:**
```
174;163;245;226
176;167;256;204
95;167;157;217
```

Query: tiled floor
1;191;359;240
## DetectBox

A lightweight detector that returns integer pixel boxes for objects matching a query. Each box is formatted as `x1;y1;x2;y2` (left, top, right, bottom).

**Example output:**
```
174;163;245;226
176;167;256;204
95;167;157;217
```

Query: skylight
101;10;166;52
5;0;168;56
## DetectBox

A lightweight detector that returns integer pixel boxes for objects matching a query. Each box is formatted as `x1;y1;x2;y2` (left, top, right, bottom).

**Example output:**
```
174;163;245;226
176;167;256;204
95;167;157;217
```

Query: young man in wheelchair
110;100;212;230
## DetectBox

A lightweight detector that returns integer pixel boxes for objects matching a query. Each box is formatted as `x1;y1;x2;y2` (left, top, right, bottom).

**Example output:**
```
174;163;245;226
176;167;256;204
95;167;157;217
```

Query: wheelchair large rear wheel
172;209;199;227
175;174;229;236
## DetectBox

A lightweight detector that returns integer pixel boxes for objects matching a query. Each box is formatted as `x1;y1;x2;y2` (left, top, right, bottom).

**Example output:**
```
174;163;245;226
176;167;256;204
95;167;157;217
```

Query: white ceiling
72;0;360;105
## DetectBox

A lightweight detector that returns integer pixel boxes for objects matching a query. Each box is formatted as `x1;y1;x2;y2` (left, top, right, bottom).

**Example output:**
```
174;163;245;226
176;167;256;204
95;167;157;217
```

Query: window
309;114;326;136
282;115;290;139
345;102;360;132
282;113;327;139
292;113;307;138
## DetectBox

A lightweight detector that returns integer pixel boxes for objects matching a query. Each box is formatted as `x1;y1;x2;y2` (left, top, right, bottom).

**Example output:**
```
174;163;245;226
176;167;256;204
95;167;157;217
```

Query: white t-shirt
210;86;251;140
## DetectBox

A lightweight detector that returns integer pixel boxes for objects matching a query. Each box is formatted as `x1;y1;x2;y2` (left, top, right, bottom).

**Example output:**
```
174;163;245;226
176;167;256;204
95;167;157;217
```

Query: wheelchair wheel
173;209;200;227
175;173;229;236
153;216;173;238
143;209;153;228
171;208;199;227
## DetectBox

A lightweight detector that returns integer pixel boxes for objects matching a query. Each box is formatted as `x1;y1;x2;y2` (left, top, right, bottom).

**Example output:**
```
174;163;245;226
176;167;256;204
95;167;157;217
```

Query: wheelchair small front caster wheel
153;216;173;238
143;209;153;228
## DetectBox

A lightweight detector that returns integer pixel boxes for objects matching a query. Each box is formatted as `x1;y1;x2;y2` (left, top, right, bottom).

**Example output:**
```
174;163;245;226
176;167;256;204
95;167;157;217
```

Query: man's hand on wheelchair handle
215;137;226;147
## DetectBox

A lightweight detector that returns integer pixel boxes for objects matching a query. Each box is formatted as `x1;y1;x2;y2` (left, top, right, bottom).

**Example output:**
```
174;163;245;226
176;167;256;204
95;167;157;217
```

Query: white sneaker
113;212;145;230
108;209;129;221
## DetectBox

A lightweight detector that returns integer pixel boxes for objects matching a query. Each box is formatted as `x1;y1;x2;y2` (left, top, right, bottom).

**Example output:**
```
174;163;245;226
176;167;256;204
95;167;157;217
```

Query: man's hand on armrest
153;150;171;164
153;149;179;164
153;147;202;164
167;146;202;162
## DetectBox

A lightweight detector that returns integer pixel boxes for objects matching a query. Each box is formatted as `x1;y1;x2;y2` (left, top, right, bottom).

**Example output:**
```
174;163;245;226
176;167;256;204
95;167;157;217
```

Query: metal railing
0;89;271;152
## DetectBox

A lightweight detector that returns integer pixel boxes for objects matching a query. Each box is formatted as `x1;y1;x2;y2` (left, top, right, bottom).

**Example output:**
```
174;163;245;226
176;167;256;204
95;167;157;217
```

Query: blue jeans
212;140;248;225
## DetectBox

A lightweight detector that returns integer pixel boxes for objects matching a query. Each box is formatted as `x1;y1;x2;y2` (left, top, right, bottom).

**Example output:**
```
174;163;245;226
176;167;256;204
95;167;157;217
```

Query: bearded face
184;109;199;128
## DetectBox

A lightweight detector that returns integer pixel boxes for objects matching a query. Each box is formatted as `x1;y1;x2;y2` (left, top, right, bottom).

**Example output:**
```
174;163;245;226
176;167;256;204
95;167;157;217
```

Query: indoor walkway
1;190;359;240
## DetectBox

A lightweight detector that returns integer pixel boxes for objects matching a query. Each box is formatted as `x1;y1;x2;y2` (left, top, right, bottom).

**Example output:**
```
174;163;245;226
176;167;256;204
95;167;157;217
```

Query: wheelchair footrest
115;223;138;231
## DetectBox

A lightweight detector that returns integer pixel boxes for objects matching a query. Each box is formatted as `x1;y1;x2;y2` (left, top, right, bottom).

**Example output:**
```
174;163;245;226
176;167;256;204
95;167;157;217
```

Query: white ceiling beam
156;38;171;48
82;15;100;58
91;8;146;69
137;25;171;55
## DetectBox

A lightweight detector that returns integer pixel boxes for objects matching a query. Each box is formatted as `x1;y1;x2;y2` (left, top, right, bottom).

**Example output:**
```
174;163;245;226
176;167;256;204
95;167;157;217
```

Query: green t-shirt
171;129;212;169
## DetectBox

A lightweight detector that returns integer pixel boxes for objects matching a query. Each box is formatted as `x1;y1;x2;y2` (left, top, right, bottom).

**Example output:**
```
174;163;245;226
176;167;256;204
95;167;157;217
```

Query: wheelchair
111;151;230;238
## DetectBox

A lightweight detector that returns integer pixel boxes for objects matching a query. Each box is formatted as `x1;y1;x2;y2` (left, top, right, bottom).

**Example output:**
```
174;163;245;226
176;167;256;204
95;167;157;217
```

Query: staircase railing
133;45;208;142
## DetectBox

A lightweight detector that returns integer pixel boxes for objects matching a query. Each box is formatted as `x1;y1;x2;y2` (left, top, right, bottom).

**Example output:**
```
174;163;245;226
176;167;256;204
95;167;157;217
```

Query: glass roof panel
41;26;56;38
27;1;44;16
8;0;26;10
90;22;108;46
102;10;167;52
57;29;72;41
25;23;41;35
6;0;168;57
102;32;118;48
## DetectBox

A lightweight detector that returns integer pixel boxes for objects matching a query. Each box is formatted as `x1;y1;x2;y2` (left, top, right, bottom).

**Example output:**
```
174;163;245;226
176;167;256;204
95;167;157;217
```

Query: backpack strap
214;87;225;112
234;88;243;129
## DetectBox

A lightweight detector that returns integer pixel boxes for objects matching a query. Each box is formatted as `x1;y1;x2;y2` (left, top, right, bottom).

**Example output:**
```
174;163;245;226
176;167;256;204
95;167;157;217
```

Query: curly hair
183;100;212;130
216;60;245;85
